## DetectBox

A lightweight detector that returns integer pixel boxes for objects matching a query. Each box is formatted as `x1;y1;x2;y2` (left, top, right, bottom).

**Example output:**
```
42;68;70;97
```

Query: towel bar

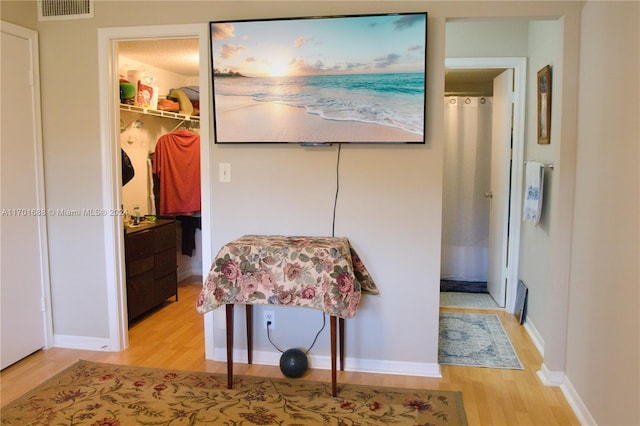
524;161;554;170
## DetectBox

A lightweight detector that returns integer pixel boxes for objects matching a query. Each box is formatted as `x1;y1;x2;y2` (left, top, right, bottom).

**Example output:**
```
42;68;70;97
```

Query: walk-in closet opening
116;37;204;337
99;22;212;353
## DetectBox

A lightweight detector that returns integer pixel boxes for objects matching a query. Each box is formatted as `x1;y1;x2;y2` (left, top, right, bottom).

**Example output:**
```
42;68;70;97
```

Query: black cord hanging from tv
266;143;341;377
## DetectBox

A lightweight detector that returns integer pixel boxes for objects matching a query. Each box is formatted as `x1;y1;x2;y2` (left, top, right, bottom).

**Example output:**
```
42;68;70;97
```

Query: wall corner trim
537;363;565;386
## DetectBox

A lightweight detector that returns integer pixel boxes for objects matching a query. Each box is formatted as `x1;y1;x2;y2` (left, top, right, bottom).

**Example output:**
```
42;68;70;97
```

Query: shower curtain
441;96;493;282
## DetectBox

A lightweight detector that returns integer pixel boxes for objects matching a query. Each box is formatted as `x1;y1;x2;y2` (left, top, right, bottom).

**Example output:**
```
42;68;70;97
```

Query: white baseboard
213;348;442;378
528;322;597;425
560;376;598;426
54;334;112;351
537;365;598;425
523;317;545;356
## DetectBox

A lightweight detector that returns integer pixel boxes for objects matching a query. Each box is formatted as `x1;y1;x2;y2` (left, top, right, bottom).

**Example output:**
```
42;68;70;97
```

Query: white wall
567;2;639;425
0;0;37;29
518;19;563;357
445;18;529;57
38;11;112;339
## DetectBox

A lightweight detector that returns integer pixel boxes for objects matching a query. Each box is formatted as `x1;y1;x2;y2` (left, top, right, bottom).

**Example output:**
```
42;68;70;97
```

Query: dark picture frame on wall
537;65;551;144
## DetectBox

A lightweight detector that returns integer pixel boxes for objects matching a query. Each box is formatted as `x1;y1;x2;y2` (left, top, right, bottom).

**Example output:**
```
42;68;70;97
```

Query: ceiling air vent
38;0;94;21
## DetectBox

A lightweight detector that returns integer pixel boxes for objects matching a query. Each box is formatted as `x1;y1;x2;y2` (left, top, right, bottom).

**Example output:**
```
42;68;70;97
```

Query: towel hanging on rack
522;161;545;225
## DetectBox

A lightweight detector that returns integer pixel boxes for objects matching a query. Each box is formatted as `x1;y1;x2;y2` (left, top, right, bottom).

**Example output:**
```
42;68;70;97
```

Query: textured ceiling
118;39;200;77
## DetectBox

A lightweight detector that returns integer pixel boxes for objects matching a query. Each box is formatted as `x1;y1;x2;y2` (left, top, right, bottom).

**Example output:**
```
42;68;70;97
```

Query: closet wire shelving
120;103;200;133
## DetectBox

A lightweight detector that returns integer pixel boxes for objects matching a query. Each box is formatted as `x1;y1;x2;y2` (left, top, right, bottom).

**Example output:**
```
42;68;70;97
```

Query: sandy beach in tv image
210;14;427;143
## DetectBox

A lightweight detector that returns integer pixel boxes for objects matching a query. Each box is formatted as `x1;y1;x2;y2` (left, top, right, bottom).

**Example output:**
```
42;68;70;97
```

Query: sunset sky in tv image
211;14;426;78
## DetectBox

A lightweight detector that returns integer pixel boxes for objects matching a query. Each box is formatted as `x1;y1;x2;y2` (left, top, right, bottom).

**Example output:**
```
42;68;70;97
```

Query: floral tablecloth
197;235;379;319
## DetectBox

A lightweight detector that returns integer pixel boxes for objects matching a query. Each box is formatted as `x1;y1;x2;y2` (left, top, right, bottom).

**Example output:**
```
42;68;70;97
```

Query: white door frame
97;24;213;351
445;57;526;313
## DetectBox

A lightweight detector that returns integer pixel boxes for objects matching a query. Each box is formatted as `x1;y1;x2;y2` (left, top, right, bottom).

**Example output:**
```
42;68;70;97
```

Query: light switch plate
219;163;231;183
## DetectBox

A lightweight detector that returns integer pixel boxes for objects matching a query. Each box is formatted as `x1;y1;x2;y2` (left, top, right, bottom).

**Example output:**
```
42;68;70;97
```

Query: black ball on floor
279;348;308;378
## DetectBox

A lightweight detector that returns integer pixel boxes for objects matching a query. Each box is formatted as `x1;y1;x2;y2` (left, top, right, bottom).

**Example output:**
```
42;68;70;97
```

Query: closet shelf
120;104;199;122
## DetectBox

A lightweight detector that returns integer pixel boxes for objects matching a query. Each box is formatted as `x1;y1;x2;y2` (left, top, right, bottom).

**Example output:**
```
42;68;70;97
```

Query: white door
486;69;513;307
1;22;50;369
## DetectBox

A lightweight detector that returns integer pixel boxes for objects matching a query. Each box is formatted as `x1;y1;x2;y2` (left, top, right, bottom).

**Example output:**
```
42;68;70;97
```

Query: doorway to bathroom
440;57;527;311
441;70;498;308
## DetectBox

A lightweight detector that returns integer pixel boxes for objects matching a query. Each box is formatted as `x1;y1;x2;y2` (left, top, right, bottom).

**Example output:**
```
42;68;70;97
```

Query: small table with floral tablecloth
197;235;379;396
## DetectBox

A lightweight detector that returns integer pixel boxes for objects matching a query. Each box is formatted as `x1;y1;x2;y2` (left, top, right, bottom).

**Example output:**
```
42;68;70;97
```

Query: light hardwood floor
1;277;579;425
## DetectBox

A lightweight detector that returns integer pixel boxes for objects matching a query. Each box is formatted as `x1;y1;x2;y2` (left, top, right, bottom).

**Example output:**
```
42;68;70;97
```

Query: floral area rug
439;312;524;369
1;360;468;425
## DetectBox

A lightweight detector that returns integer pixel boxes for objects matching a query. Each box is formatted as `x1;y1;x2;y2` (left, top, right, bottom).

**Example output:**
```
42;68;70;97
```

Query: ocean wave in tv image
214;73;425;136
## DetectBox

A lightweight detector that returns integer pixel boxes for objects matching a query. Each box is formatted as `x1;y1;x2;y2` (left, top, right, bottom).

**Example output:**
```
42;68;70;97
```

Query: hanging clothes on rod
152;128;201;216
169;119;200;133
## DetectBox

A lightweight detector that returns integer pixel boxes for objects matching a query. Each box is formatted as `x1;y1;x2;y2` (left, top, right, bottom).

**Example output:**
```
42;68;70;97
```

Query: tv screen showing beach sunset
210;13;427;144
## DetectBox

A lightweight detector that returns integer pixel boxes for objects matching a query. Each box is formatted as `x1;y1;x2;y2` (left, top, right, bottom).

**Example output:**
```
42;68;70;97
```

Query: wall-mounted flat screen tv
210;12;427;144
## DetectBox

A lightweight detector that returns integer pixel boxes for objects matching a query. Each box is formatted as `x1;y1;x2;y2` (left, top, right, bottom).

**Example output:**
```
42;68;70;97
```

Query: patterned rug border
2;360;469;425
439;312;524;370
4;359;465;399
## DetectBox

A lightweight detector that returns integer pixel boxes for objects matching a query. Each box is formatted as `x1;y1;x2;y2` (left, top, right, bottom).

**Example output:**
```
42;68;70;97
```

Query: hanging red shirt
152;129;200;216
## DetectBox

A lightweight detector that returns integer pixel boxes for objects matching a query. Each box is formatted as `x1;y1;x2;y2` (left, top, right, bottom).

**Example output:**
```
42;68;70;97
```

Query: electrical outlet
263;310;275;330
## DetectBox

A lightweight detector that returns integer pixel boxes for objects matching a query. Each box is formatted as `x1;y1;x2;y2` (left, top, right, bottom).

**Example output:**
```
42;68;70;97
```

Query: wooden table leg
330;315;337;397
339;318;345;371
246;305;253;364
226;304;234;389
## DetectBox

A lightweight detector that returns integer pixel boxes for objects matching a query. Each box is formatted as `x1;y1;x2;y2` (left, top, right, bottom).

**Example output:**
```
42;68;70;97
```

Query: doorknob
484;192;493;198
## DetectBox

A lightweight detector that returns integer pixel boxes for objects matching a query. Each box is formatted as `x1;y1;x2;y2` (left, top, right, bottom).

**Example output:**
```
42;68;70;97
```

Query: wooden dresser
125;219;177;321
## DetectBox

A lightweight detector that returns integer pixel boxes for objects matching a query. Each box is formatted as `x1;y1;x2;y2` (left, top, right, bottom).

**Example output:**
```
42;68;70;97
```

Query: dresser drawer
156;271;178;301
154;249;176;278
125;230;154;261
127;256;154;277
126;270;154;320
124;219;177;323
154;222;176;253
